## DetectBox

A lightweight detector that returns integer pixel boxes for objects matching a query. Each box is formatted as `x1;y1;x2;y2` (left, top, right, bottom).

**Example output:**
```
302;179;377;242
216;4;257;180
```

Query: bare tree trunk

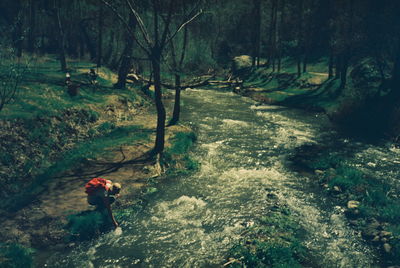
296;0;303;77
97;5;104;68
277;0;284;73
54;1;67;72
79;19;97;60
14;1;23;58
303;54;307;73
104;30;114;64
339;52;349;89
328;49;334;79
335;55;341;79
252;0;261;67
152;50;166;154
114;14;136;89
169;74;181;125
169;25;188;126
27;0;36;53
297;57;302;77
388;40;400;99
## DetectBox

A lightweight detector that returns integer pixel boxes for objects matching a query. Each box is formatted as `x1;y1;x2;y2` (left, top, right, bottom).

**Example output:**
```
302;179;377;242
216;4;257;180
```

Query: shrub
364;189;389;206
97;121;116;133
169;132;196;155
256;242;302;268
328;166;363;191
379;202;400;224
228;208;307;267
163;131;199;175
66;210;111;241
308;153;343;170
0;243;34;268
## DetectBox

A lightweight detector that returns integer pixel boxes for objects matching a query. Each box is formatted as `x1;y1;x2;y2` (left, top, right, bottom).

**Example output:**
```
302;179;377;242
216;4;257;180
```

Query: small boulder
379;231;392;238
383;243;392;253
231;55;252;75
347;200;360;209
333;186;341;193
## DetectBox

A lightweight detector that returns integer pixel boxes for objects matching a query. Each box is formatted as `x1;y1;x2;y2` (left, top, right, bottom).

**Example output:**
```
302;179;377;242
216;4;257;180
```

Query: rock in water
114;227;122;236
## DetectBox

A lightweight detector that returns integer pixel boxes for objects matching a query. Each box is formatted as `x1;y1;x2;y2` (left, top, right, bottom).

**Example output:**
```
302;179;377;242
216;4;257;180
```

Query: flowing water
39;89;395;267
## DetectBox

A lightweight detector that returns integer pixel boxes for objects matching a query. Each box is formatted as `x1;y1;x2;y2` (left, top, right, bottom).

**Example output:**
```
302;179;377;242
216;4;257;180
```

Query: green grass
162;131;199;175
1;57;146;120
3;125;150;212
328;166;364;191
0;55;153;211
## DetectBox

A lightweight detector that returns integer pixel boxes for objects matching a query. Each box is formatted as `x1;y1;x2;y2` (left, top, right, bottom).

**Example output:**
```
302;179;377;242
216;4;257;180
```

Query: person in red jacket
86;178;121;228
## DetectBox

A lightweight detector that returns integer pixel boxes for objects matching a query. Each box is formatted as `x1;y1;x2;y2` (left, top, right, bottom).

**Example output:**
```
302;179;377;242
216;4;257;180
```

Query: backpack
85;178;111;195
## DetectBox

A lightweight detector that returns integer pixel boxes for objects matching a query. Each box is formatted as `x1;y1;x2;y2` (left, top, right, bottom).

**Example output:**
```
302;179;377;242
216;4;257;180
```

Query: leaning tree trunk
152;50;166;154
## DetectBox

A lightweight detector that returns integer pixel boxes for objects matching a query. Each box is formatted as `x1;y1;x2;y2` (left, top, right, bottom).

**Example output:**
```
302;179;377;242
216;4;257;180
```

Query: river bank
229;59;400;266
0;58;197;267
34;88;385;267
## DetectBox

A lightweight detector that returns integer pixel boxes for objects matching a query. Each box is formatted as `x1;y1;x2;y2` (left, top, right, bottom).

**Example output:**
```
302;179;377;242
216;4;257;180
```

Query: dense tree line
1;0;400;140
2;0;399;84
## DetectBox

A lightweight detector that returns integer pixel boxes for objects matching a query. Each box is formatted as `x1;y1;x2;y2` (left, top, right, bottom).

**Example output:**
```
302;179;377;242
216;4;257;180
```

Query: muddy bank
0;100;194;252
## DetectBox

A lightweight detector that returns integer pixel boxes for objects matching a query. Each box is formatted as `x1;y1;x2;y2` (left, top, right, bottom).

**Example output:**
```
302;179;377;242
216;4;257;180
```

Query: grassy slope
0;56;154;211
0;56;199;267
231;58;400;266
238;57;341;113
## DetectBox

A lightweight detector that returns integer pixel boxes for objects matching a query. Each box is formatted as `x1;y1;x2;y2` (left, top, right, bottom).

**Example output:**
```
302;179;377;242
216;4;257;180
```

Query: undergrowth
66;210;112;241
163;131;199;175
0;243;34;268
227;207;307;267
3;124;150;212
301;149;400;266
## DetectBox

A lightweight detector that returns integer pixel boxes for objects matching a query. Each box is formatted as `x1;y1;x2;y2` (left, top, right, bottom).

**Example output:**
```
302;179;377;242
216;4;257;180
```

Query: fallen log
127;74;214;89
209;80;242;84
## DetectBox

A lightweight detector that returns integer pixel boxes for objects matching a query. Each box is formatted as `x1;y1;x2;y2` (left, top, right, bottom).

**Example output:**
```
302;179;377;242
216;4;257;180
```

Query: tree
114;13;136;89
0;46;28;112
296;0;304;77
102;0;202;155
97;4;104;67
168;24;189;126
50;0;67;72
251;0;261;67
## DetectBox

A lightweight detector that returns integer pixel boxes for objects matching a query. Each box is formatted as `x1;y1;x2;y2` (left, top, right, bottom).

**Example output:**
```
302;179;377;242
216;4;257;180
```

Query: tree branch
127;0;153;47
160;0;175;48
100;0;150;54
165;9;202;46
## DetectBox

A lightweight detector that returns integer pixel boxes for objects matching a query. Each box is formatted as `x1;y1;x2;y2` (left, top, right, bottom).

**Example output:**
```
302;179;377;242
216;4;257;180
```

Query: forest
0;0;400;267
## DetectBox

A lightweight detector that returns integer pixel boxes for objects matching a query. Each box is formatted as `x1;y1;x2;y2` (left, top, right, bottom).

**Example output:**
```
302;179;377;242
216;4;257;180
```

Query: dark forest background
1;0;400;136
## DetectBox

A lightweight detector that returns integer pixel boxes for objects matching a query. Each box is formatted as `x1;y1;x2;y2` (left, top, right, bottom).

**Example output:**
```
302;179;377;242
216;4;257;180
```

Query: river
38;88;397;267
